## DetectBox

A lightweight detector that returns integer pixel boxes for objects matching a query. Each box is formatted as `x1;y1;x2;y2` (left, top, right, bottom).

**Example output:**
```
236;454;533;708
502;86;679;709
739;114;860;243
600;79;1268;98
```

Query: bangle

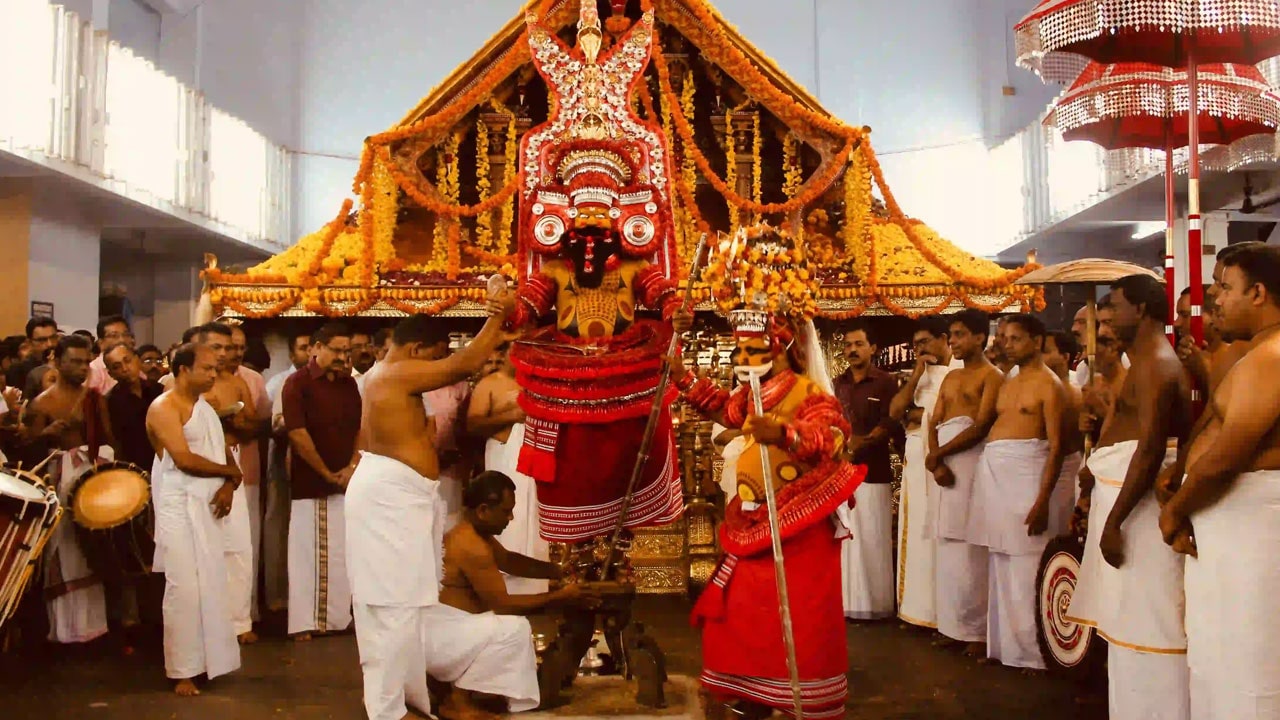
785;425;802;454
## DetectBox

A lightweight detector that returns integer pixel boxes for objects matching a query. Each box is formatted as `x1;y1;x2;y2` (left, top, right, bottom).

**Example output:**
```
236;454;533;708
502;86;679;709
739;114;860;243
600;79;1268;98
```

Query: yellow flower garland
751;110;762;212
474;118;493;249
722;106;739;231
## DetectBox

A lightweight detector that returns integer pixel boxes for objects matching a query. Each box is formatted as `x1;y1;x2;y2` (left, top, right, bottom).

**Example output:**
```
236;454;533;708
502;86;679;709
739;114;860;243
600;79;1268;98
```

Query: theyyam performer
503;0;684;558
671;225;864;720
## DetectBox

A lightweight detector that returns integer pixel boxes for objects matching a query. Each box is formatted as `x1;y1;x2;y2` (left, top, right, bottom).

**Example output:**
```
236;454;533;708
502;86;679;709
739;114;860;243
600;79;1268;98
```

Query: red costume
677;233;864;719
506;4;684;542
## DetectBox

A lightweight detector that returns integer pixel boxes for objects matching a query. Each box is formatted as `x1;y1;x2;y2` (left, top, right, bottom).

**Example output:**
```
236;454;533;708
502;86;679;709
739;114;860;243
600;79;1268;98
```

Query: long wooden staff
746;372;805;719
599;233;708;580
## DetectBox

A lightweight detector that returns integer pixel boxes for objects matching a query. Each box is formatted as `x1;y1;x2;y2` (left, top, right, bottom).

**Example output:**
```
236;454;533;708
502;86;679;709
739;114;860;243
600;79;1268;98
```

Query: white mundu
897;360;961;628
967;438;1072;669
224;446;254;637
1067;440;1187;720
288;494;353;635
839;482;895;619
419;604;540;712
486;423;550;596
43;446;113;644
1185;469;1280;720
153;398;240;681
928;416;988;644
345;452;447;720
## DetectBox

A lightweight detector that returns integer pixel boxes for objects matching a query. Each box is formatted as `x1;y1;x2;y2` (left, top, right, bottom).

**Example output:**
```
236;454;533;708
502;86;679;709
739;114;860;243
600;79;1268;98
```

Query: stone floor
0;595;1108;720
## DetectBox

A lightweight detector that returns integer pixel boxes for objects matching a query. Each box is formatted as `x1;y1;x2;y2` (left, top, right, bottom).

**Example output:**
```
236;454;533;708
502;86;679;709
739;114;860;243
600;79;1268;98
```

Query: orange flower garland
381;296;461;316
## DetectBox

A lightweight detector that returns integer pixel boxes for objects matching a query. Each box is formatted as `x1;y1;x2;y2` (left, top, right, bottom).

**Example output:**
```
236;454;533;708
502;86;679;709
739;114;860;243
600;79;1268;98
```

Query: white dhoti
346;452;446;720
839;483;895;619
1067;440;1188;720
967;438;1070;669
487;424;550;595
928;417;988;643
43;447;112;644
224;447;253;636
154;398;240;680
897;432;937;628
288;495;352;635
1185;469;1280;719
421;604;539;712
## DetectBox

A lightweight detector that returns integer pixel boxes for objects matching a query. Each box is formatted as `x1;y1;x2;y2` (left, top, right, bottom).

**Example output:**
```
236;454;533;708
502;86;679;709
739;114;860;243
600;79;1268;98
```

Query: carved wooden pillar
710;109;757;222
479;111;532;252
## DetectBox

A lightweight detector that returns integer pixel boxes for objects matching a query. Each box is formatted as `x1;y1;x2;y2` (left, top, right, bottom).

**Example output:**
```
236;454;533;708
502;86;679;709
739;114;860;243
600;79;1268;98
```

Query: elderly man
282;323;362;640
435;471;586;718
147;343;242;697
89;315;134;395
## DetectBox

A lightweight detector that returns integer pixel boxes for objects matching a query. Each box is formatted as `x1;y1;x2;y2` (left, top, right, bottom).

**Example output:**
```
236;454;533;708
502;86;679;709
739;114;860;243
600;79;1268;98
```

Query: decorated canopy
207;0;1043;320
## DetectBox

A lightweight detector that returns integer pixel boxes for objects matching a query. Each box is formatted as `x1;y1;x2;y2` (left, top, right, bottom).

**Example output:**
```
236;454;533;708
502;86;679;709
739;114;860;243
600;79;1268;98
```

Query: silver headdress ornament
729;291;771;336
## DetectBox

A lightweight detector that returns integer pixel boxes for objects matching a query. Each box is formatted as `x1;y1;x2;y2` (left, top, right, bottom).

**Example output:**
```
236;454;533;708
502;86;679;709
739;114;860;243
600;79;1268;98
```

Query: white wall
28;183;102;333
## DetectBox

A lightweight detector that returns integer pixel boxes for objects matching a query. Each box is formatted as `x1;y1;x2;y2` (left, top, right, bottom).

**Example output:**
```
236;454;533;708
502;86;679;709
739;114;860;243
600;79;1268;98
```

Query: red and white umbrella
1046;61;1280;342
1015;0;1280;344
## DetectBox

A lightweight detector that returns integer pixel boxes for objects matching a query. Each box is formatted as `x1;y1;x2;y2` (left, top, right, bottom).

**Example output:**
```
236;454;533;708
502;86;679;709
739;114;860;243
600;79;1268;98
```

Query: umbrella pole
1187;51;1205;346
1085;295;1096;460
1164;135;1176;348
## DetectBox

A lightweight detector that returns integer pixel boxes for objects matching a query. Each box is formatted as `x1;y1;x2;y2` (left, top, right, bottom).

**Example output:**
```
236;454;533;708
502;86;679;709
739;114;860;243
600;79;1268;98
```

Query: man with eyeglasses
281;322;361;641
89;315;135;395
8;317;59;397
136;345;167;384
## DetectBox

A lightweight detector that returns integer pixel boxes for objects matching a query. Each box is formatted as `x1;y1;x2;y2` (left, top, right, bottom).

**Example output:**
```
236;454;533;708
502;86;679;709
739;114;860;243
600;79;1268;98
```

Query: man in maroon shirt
832;319;901;622
281;322;362;641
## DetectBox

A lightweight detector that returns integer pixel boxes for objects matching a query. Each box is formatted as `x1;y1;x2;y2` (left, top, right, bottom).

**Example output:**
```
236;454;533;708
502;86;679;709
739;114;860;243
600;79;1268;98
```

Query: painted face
573;204;611;230
732;335;774;383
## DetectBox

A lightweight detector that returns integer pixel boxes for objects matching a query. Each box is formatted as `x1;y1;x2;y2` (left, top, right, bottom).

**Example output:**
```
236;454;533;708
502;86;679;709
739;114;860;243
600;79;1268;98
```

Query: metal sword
747;371;805;720
599;232;709;580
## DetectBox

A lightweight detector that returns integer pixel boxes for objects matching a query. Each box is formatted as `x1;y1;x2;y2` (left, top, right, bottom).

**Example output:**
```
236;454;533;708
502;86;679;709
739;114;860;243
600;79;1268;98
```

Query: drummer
24;334;116;645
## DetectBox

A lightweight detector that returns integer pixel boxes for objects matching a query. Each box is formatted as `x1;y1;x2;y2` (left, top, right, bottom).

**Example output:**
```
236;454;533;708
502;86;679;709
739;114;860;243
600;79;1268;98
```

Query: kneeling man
436;471;589;719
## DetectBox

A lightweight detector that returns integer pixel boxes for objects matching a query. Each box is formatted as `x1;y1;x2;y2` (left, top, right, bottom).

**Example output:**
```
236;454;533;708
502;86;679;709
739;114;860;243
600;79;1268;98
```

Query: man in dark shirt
281;322;361;641
8;317;58;398
832;319;900;621
102;342;164;639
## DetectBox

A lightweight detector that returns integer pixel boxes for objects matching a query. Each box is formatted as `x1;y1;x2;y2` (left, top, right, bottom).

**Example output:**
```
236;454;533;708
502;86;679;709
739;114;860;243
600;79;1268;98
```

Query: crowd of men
0;292;570;719
828;241;1280;719
4;242;1279;719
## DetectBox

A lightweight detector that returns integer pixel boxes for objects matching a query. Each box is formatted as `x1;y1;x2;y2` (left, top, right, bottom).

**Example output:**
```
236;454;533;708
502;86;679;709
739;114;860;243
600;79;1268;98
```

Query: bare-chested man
965;314;1069;670
437;471;591;719
195;322;257;644
1080;320;1127;447
345;298;518;720
466;346;549;594
1065;275;1193;720
926;310;1002;654
26;333;116;644
1160;244;1280;718
146;343;242;696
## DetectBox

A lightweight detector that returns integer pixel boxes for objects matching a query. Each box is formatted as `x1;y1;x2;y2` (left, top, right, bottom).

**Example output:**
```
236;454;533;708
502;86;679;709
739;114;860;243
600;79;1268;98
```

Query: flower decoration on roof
703;222;819;320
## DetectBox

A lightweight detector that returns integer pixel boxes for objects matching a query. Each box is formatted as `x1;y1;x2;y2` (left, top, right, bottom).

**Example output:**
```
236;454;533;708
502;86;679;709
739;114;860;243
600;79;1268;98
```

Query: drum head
72;467;150;530
1036;535;1105;678
0;472;47;503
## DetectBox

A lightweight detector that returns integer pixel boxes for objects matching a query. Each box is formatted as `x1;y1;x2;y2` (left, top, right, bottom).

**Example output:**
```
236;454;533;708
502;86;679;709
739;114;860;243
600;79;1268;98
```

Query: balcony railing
0;0;290;250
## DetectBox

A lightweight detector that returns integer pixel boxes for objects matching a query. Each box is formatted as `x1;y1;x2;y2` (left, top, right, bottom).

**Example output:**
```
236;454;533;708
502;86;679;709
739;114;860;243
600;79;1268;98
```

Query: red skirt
511;321;682;542
693;519;849;719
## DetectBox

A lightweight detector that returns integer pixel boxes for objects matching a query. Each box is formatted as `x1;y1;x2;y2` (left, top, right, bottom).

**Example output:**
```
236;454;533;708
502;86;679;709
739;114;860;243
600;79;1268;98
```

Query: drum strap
82;389;102;463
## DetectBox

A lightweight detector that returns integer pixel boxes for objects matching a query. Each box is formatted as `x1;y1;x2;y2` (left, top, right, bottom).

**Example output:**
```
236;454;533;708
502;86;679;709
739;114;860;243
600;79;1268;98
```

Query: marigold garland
678;70;699;258
474;118;493;249
782;134;801;201
751;110;762;210
381;296;461;316
722;106;740;230
652;37;852;216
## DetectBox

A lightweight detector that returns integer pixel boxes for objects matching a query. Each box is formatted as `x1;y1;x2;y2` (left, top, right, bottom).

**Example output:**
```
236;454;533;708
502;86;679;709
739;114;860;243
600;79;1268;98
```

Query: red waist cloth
693;522;849;718
511;320;682;542
691;459;863;718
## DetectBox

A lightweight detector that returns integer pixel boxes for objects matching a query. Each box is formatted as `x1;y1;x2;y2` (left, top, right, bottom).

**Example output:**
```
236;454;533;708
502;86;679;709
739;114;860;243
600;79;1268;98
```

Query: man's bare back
989;365;1061;442
362;362;441;480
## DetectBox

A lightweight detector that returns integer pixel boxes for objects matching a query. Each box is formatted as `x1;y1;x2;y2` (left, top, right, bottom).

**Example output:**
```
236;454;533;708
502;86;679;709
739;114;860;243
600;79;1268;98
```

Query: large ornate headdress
519;0;677;278
705;223;832;391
